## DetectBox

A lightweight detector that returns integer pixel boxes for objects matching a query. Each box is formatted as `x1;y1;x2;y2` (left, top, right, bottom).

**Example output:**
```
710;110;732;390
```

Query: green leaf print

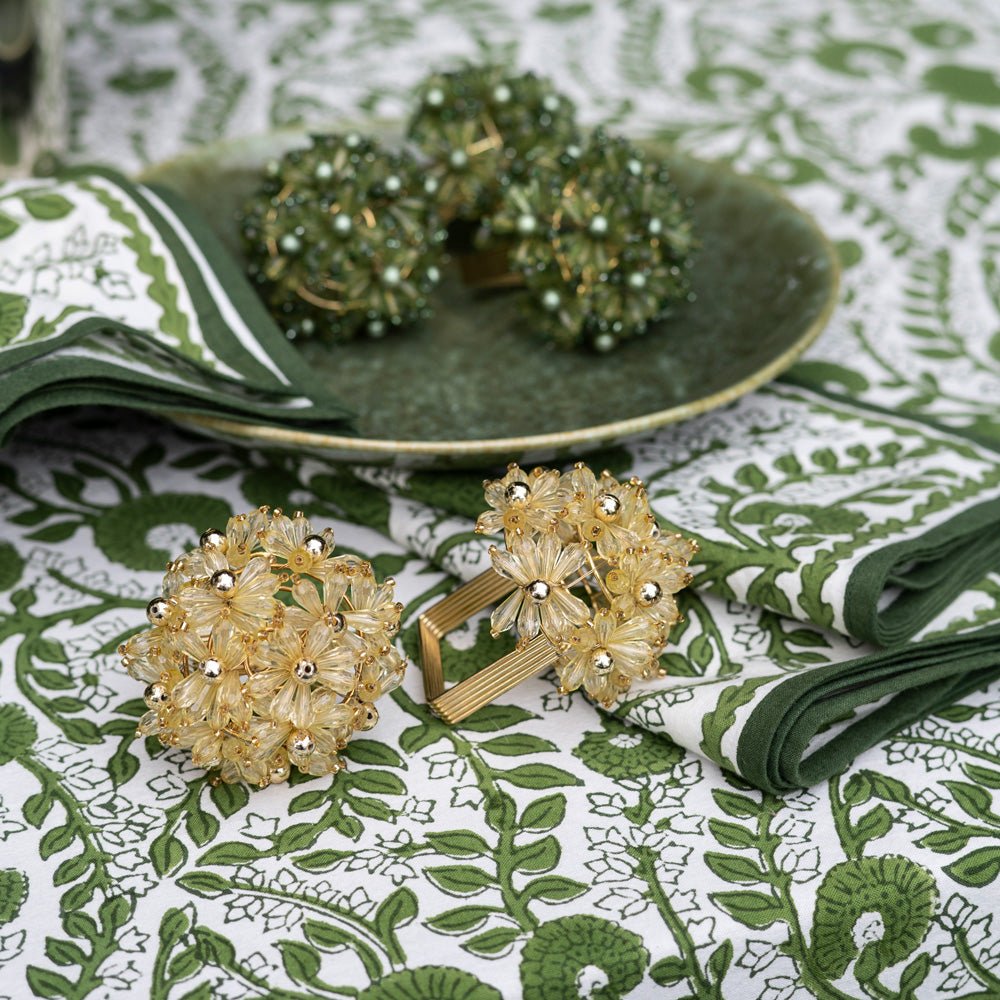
710;890;785;929
20;192;74;220
0;292;28;346
944;847;1000;887
0;211;19;240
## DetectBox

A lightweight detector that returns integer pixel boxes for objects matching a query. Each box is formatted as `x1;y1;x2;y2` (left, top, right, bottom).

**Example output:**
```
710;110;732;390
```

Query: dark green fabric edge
142;179;354;414
735;623;1000;793
844;495;1000;645
53;165;355;425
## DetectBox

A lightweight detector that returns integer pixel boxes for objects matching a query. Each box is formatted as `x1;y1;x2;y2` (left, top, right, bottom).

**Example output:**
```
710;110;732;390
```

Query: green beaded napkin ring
238;65;697;352
241;133;446;344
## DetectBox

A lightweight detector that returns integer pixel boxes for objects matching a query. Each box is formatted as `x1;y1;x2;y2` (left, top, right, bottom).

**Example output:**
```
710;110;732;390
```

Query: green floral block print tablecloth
2;1;1000;998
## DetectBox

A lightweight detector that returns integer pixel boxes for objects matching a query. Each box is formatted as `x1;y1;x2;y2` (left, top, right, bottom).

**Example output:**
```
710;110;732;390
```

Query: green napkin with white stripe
0;167;353;440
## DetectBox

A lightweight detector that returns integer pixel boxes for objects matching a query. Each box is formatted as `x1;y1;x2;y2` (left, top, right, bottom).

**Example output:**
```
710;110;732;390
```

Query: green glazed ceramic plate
141;130;838;468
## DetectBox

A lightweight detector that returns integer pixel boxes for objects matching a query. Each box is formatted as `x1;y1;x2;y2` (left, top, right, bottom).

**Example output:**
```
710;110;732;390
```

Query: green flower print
573;717;683;780
0;870;27;924
92;492;233;570
357;967;503;1000
520;915;649;1000
0;704;37;765
810;855;937;980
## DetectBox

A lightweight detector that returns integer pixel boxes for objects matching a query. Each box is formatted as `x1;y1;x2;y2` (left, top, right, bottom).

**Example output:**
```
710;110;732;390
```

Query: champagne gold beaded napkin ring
419;463;697;723
121;507;405;787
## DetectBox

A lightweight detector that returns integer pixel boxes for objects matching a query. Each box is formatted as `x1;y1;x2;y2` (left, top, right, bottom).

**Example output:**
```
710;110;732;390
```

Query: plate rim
141;131;840;460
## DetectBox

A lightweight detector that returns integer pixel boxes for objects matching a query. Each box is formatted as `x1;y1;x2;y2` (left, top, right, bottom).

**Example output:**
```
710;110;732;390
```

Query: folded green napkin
612;578;1000;793
347;383;1000;792
635;385;1000;647
0;167;354;440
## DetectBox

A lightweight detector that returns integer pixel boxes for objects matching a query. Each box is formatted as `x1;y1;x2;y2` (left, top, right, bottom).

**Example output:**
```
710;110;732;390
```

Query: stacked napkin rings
239;65;696;353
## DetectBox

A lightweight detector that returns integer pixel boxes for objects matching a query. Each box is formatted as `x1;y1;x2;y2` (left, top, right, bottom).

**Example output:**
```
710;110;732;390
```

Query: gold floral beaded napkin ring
419;462;697;723
120;507;405;787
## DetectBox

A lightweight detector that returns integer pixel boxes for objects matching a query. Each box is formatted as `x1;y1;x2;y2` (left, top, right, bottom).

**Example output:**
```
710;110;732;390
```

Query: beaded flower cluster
407;64;578;222
241;133;446;343
476;463;697;706
483;128;696;351
120;507;405;787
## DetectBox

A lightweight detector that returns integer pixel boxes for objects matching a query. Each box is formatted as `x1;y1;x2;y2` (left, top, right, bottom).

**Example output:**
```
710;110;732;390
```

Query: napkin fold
0;167;354;440
348;383;1000;792
613;580;1000;793
732;622;1000;792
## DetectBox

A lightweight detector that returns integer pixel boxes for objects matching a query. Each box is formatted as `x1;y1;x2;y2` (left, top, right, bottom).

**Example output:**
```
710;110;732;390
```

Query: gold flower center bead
200;528;227;550
592;648;614;675
505;481;531;504
355;705;379;731
290;534;328;572
302;534;327;557
201;657;223;680
294;658;318;683
596;492;621;520
210;569;236;595
146;597;172;625
144;682;170;708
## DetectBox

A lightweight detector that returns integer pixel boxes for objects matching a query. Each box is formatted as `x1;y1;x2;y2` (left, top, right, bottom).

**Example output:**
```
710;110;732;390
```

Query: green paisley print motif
519;916;649;1000
358;967;504;1000
0;704;37;765
0;870;28;926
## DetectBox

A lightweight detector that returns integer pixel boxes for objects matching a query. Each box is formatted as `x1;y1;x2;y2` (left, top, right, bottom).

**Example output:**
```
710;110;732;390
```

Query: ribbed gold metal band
419;568;551;723
430;634;555;724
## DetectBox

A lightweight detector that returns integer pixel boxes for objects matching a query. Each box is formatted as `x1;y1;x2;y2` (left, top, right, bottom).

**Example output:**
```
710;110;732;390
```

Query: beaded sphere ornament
476;462;697;706
240;133;446;342
481;128;697;351
407;65;578;223
120;508;405;786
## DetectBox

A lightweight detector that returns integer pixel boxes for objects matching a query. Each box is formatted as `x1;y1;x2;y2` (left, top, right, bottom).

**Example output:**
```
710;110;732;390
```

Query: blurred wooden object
0;0;64;178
